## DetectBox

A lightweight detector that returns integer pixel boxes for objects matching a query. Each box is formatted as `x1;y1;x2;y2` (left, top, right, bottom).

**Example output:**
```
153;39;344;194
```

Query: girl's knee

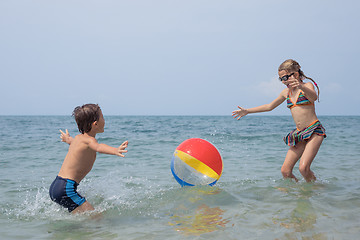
281;166;292;177
299;165;310;176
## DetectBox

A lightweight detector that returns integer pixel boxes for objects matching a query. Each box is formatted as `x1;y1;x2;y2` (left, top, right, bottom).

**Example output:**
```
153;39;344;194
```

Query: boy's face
96;110;105;133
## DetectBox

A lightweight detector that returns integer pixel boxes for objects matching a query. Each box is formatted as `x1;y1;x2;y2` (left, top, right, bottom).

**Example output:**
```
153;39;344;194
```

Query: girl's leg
298;134;324;182
281;142;306;182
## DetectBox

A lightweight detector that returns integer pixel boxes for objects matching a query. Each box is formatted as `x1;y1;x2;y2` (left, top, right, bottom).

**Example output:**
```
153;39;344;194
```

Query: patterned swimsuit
284;90;326;146
287;90;314;109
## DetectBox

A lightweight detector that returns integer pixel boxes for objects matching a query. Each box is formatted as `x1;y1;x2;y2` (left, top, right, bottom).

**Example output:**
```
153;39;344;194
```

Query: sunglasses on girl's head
279;72;294;82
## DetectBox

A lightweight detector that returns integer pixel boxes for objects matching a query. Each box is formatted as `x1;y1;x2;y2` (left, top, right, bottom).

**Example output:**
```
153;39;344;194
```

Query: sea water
0;115;359;239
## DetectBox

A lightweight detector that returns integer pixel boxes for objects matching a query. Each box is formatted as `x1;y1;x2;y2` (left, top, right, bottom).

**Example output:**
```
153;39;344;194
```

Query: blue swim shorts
49;176;86;212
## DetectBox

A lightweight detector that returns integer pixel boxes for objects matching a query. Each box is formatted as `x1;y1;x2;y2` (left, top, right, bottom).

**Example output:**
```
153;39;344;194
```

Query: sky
1;0;359;116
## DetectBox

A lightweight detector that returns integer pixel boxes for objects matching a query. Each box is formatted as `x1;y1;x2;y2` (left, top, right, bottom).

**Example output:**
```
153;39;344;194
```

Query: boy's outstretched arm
89;139;129;157
60;129;73;144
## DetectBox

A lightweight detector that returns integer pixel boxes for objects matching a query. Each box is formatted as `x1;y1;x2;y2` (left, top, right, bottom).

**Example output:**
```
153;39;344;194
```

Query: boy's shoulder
74;134;98;144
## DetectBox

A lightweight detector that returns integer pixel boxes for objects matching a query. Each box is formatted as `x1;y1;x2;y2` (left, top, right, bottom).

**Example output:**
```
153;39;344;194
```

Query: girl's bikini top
287;90;314;109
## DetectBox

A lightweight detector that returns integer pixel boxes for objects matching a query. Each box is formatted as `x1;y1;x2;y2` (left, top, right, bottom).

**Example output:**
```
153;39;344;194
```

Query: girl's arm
88;139;128;157
232;89;287;120
298;82;317;102
287;78;317;102
60;129;73;145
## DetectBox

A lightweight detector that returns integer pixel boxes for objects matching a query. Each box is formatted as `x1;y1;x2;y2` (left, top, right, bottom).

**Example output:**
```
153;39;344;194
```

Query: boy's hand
117;141;128;157
59;129;72;144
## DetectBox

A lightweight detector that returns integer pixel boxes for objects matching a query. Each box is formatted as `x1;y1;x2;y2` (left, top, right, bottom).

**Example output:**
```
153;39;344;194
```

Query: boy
49;104;128;214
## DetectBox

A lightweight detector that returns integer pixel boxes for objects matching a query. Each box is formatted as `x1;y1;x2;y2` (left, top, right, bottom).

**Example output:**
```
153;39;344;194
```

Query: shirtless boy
49;104;128;213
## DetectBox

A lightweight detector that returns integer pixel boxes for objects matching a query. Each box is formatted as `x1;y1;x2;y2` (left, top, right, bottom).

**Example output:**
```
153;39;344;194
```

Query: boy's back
58;134;97;184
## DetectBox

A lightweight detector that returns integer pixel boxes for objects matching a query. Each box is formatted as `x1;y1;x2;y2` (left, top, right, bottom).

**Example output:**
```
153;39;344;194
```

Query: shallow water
0;115;359;239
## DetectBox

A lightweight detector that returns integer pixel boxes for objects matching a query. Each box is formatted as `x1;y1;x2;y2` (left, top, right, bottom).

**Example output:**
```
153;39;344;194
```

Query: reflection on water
169;204;229;236
168;186;230;236
273;198;316;232
273;183;328;240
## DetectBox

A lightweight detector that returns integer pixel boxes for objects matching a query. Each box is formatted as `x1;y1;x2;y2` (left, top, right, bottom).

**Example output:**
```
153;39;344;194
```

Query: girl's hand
117;141;128;157
232;106;248;120
59;129;72;144
286;75;303;89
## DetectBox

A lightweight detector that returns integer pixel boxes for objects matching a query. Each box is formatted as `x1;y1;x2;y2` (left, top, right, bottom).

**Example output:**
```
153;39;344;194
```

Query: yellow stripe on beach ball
174;150;220;180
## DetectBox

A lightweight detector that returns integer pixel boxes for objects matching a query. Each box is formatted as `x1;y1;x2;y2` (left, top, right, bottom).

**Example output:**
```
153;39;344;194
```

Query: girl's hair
278;59;320;101
72;104;101;134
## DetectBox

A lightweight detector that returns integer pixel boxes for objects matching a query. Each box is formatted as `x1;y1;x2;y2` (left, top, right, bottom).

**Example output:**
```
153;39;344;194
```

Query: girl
232;59;326;182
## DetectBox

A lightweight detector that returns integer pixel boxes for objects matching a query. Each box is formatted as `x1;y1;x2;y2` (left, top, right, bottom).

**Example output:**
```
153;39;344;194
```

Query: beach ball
171;138;223;187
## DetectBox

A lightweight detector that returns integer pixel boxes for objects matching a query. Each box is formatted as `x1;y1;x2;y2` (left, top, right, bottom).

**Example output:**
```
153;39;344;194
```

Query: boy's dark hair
72;104;101;134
